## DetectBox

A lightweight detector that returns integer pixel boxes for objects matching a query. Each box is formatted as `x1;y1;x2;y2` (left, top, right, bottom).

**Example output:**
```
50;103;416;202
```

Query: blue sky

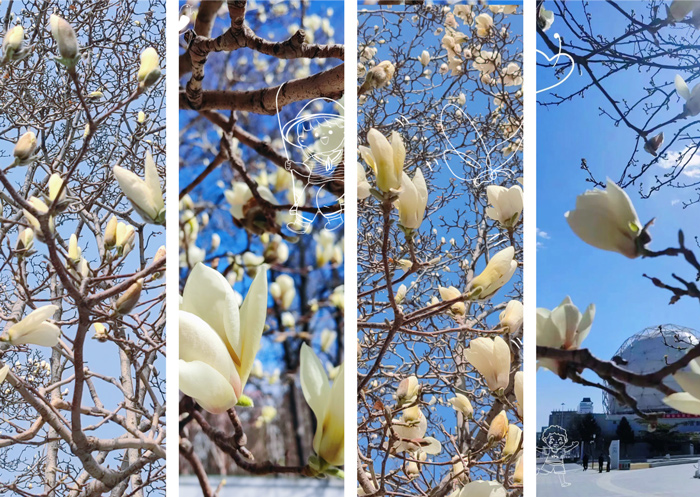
537;1;700;429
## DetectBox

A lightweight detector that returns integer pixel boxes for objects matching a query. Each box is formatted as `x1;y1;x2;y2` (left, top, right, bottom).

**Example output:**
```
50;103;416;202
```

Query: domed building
602;324;700;415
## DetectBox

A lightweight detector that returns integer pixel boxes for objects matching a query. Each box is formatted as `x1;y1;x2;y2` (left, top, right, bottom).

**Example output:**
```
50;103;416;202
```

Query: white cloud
671;199;681;206
658;146;700;178
536;228;550;239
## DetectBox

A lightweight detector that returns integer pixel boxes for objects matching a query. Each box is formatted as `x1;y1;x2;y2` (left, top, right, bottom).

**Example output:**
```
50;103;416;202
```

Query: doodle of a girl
537;425;579;487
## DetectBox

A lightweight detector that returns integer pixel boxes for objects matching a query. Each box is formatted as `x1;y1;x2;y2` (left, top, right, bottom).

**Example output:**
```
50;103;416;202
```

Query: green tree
616;417;635;457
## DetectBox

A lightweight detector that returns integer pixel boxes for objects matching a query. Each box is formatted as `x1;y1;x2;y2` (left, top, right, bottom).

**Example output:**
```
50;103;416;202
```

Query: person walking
583;453;589;471
598;454;604;473
606;455;611;472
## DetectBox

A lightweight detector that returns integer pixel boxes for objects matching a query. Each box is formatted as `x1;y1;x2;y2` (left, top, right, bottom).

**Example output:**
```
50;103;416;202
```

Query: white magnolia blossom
179;263;268;413
474;13;494;37
438;286;467;317
538;7;555;31
486;184;523;228
503;424;522;456
502;62;523;87
466;246;517;300
473;50;501;75
113;152;165;225
663;358;700;415
2;25;24;63
537;297;595;374
487;409;509;441
448;392;473;418
2;305;60;347
565;180;646;258
300;343;344;467
499;300;523;335
464;336;511;392
668;0;700;21
675;74;700;116
396;375;420;405
457;480;507;497
359;128;406;193
359;60;395;94
395;169;428;229
390;406;442;455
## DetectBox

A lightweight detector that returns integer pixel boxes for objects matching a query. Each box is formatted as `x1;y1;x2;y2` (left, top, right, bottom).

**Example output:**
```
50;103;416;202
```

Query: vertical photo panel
357;2;524;496
536;2;700;495
0;1;166;495
177;1;344;496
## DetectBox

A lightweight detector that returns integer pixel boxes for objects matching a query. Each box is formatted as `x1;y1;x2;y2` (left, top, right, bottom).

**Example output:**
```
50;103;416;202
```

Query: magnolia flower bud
23;197;54;242
211;233;221;252
565;180;648;258
438;286;466;317
115;278;143;315
320;328;336;353
364;128;405;193
13;131;37;162
68;234;81;264
464;336;511;393
2;25;24;62
15;227;34;254
48;173;68;209
104;216;118;249
92;323;108;342
644;132;664;156
467;246;517;300
394;284;407;304
49;14;79;61
487;410;509;442
448;392;473;418
513;455;523;483
137;47;161;89
503;424;522;456
419;50;430;67
395;169;428;230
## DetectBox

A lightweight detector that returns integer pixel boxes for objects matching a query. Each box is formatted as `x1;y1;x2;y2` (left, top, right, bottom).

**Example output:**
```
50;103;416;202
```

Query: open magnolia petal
236;267;268;387
663;392;700;415
419;437;442;455
458;480;507;497
0;364;9;384
317;363;345;466
300;343;331;423
179;360;238;414
182;263;240;352
674;371;700;402
675;74;691;101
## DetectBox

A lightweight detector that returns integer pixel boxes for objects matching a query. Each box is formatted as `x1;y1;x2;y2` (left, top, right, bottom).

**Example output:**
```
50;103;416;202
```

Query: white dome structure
603;324;700;415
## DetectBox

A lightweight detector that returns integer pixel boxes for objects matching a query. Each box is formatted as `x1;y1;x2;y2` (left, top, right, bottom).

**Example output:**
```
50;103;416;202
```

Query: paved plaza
179;475;343;497
537;462;700;496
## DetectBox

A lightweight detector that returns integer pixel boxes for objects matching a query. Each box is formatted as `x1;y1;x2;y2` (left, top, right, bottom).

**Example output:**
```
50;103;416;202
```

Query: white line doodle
438;102;522;187
536;33;576;94
537;425;579;488
276;85;345;234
